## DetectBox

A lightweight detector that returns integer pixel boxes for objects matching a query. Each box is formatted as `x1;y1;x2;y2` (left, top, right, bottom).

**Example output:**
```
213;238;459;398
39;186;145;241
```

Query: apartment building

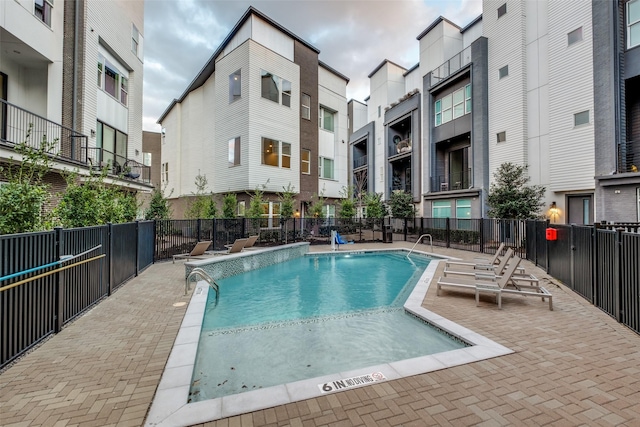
593;0;640;222
1;0;150;208
157;7;349;221
349;0;599;224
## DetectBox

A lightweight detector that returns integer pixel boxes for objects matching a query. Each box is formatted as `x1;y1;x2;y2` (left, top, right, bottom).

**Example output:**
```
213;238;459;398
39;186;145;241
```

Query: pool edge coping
144;249;514;427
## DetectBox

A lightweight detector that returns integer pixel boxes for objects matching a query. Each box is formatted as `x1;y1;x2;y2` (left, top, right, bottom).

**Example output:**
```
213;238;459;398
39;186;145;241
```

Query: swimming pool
190;252;466;401
145;244;513;426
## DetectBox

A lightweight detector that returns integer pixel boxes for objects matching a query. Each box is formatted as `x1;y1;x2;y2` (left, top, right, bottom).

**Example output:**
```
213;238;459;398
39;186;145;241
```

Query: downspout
72;0;79;134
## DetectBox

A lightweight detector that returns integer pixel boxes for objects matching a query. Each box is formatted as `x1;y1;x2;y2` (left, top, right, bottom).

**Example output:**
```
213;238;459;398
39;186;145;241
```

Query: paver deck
1;242;639;426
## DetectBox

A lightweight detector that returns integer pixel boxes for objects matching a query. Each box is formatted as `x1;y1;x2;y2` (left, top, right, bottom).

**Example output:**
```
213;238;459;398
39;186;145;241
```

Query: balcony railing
353;154;368;169
430;45;472;87
1;98;87;164
389;138;412;158
618;140;640;173
0;99;150;184
431;169;471;192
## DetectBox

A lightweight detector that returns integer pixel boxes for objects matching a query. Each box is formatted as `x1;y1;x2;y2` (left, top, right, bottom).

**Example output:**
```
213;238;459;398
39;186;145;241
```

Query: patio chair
242;235;259;249
444;243;505;270
221;238;248;254
173;241;212;263
444;248;515;278
437;255;552;310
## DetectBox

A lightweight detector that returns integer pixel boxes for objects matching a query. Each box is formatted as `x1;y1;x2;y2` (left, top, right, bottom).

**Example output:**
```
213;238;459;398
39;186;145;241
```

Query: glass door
0;72;7;141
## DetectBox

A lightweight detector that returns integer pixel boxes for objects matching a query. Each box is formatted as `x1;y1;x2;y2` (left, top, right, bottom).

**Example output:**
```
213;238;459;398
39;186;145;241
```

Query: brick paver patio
1;242;639;426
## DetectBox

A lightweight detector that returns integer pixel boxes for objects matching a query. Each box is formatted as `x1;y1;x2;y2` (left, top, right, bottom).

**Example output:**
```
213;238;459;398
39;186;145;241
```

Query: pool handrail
407;234;433;258
186;268;219;300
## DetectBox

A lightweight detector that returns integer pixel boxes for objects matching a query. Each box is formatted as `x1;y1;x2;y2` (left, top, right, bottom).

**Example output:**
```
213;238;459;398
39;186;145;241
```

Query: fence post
153;220;157;263
479;219;484;254
54;227;64;333
404;218;408;242
615;228;623;323
446;217;451;248
135;221;140;277
107;222;113;296
545;219;550;273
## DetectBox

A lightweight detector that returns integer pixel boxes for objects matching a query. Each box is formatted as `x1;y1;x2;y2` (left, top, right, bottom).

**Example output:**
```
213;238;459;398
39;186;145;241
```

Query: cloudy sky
142;0;483;131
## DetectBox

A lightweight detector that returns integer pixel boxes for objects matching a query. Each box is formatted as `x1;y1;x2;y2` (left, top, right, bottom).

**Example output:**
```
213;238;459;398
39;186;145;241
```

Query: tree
221;193;237;219
145;186;172;220
278;183;296;243
278;183;296;220
0;125;56;234
487;162;546;219
185;172;217;219
308;192;326;218
389;190;415;218
337;186;356;218
54;170;139;227
247;185;266;228
363;192;386;218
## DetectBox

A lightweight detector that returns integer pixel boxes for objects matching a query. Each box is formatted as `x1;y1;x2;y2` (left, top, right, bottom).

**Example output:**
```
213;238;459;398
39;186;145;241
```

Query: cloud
142;0;483;130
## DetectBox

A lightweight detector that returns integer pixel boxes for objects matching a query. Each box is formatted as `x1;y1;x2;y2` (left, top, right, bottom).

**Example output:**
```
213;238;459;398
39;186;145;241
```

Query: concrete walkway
1;242;639;426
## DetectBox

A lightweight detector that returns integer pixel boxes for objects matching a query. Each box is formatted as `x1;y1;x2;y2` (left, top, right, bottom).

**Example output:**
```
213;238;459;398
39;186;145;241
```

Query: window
498;3;507;18
104;66;118;98
120;77;128;106
260;70;290;106
434;100;442;126
228;137;240;166
98;55;128;107
35;0;52;26
568;27;583;46
237;201;246;217
301;149;311;174
261;138;291;168
143;152;152;166
301;93;311;120
456;199;471;218
259;201;281;228
281;142;291;168
499;65;509;79
574;110;590;126
161;162;168;183
442;93;452;123
132;24;140;55
96;121;127;169
282;79;291;107
322;204;336;219
456;199;472;229
497;131;506;143
319;157;334;180
452;88;465;119
229;70;241;103
319;107;335;132
465;84;472;114
628;0;640;49
432;201;451;218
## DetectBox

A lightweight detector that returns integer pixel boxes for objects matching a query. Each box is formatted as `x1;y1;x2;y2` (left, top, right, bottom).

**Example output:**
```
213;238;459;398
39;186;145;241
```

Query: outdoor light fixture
549;201;559;223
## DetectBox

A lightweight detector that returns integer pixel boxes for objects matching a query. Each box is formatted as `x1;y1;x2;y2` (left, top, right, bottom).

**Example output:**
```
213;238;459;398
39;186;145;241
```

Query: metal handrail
407;234;433;258
185;268;219;299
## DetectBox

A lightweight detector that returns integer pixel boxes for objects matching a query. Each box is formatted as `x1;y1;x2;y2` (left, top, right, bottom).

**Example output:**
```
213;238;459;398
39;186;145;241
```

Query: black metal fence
532;221;640;335
0;221;154;369
3;217;640;368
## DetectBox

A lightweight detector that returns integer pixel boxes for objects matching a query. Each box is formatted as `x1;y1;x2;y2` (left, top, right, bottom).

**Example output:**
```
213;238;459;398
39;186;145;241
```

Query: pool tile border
145;248;513;427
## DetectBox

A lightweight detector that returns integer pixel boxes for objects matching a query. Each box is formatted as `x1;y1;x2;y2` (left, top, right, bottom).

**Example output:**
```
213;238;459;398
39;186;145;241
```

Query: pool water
189;252;467;401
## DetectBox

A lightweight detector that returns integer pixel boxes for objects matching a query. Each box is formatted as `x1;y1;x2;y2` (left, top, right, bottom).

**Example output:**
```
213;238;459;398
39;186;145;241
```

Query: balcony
431;169;471;192
430;46;472;87
389;138;412;158
0;99;150;183
353;154;368;170
618;141;640;173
